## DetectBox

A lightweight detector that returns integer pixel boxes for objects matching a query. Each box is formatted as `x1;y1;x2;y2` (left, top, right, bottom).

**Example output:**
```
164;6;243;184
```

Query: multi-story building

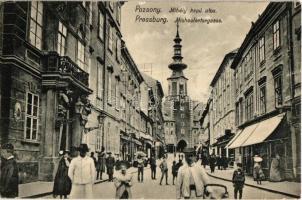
192;101;204;148
209;50;237;158
142;72;165;158
163;23;194;152
227;2;301;180
0;1;93;182
0;1;164;183
198;99;211;156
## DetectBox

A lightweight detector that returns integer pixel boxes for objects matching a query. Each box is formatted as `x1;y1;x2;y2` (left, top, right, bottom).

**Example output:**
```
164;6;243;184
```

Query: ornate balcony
42;52;92;94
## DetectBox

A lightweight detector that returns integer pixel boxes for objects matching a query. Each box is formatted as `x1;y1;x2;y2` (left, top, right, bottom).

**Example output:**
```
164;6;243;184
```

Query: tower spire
168;21;187;71
176;20;179;38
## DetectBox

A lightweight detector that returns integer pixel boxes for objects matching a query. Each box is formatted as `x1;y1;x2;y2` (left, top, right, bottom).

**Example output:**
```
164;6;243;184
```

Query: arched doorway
177;140;187;152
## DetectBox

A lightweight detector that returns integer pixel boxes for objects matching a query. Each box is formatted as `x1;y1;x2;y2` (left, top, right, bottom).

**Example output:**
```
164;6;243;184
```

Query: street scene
0;1;301;199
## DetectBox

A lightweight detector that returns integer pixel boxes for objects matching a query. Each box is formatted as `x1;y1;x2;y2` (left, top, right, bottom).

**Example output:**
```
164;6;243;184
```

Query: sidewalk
20;167;140;198
205;167;301;198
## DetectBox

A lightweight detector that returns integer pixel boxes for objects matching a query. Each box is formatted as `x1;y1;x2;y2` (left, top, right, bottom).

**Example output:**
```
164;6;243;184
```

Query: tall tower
164;22;192;152
167;21;188;97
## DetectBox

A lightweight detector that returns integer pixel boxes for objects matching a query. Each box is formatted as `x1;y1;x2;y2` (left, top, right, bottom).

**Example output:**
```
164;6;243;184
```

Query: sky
121;1;269;103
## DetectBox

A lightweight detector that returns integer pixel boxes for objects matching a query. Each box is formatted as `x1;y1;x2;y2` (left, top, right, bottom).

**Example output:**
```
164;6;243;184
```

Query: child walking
232;163;245;199
172;161;178;185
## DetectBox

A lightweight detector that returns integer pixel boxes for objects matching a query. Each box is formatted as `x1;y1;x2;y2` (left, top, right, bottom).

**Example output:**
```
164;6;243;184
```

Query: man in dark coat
0;143;19;198
106;152;115;182
150;155;157;180
96;147;106;180
209;153;217;173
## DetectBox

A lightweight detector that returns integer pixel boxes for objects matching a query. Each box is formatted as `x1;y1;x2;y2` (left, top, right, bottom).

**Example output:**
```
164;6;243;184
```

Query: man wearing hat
68;144;96;199
0;143;19;198
106;152;115;182
176;147;211;199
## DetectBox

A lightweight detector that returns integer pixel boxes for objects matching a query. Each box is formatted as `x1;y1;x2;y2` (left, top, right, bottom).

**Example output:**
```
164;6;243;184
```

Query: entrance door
176;140;187;152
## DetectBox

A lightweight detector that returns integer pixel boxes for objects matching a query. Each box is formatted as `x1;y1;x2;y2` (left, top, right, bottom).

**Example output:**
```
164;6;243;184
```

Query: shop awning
228;123;258;149
226;130;242;148
241;113;285;147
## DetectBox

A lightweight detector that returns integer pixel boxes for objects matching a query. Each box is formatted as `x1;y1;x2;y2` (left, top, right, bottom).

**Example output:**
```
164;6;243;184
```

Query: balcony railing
45;52;89;86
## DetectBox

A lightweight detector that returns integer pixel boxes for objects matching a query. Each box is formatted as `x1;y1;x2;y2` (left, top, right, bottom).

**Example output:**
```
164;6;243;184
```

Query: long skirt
70;183;94;199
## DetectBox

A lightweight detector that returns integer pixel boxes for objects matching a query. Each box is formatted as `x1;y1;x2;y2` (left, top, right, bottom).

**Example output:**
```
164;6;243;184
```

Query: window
259;85;266;114
259;37;265;63
274;75;283;106
182;122;185;127
181;129;185;135
239;100;243;124
172;82;177;95
77;41;85;69
181;113;184;118
116;38;121;63
88;2;93;26
57;21;67;56
97;64;103;98
179;84;184;95
235;103;239;125
117;5;121;24
170;130;173;135
273;20;280;50
29;1;43;50
115;78;119;109
108;25;113;52
25;92;39;140
96;129;101;151
245;92;253;121
107;71;112;104
98;11;104;41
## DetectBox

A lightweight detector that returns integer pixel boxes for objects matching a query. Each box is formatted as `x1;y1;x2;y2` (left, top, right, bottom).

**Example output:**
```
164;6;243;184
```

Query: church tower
167;22;188;97
164;22;193;152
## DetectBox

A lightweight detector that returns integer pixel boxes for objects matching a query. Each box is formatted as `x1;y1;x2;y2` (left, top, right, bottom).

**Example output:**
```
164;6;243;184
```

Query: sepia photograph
0;0;301;199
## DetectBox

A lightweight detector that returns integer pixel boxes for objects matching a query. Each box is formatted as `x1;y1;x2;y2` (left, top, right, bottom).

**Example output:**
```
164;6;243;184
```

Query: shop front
228;113;294;180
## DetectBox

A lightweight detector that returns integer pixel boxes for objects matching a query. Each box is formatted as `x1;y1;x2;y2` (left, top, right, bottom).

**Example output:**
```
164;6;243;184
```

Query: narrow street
43;154;292;199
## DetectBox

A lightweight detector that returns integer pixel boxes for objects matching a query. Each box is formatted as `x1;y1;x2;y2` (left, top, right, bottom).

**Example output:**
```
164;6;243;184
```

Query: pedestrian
96;147;106;180
269;153;283;182
176;147;212;199
217;155;222;170
232;163;245;199
91;152;97;168
68;143;96;199
253;155;264;185
201;153;208;169
159;155;169;185
0;143;19;198
53;150;72;199
137;155;144;182
114;161;133;199
150;155;157;180
172;161;178;185
209;153;216;173
222;155;228;170
106;152;115;182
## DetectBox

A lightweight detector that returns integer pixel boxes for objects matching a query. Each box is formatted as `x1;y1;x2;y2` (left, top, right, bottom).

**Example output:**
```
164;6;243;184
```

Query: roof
210;49;238;87
141;72;164;97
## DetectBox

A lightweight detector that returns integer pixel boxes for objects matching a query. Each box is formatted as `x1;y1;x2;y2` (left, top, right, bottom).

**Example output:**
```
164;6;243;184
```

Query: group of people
53;144;121;198
204;153;229;173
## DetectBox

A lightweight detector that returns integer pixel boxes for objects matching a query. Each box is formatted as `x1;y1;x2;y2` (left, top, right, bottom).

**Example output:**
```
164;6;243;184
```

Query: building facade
227;2;301;180
209;50;237;158
0;1;165;183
